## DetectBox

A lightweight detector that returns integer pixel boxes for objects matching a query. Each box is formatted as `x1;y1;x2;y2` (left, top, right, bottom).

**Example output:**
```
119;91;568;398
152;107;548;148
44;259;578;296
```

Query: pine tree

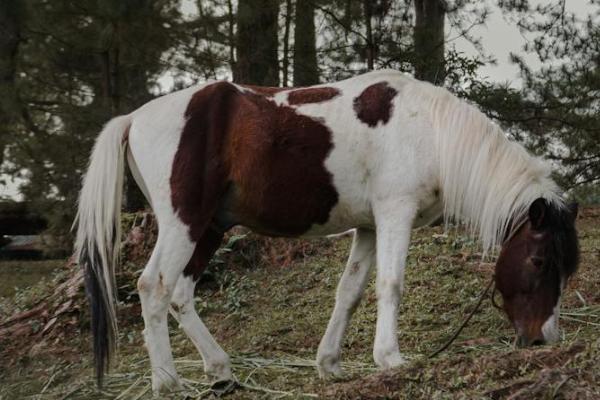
0;0;24;167
413;0;446;84
293;0;319;85
1;0;182;241
234;0;280;85
470;1;600;198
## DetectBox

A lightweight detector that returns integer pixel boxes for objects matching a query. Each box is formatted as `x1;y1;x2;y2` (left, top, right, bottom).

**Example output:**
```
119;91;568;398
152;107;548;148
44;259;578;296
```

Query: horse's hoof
151;372;183;395
210;379;238;396
374;349;407;369
317;354;343;379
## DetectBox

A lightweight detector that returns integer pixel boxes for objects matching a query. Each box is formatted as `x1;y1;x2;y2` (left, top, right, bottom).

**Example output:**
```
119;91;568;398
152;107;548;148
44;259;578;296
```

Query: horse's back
126;71;442;238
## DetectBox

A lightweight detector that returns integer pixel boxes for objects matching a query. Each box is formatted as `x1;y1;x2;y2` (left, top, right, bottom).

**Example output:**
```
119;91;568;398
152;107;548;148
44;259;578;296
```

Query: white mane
429;88;563;255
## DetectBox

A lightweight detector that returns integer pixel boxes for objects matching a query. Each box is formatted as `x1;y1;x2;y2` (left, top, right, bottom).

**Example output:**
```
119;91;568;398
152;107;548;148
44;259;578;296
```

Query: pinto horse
75;70;579;392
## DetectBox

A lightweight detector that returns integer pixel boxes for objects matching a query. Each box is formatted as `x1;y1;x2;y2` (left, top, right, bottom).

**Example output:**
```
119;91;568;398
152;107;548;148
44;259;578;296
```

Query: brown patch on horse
353;82;398;127
183;228;224;280
287;87;340;105
170;82;238;241
224;90;339;236
171;81;338;267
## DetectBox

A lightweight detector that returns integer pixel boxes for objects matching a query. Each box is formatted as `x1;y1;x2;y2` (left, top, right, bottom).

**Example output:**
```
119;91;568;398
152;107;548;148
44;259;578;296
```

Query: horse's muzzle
516;335;545;348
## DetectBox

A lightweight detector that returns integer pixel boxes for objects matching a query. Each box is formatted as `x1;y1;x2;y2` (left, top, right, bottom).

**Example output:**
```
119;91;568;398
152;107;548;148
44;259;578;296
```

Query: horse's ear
529;198;547;230
568;202;579;222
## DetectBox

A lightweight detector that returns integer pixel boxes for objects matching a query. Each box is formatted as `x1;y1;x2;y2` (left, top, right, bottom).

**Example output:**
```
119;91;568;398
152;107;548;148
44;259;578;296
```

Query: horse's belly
413;200;443;227
225;175;372;237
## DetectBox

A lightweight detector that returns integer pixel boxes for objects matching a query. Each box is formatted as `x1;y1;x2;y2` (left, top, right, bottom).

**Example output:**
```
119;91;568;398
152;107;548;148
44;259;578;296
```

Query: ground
0;208;598;399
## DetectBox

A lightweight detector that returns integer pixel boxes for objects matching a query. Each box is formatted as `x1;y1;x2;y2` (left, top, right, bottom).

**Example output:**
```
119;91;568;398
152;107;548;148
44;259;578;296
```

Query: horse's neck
431;91;561;253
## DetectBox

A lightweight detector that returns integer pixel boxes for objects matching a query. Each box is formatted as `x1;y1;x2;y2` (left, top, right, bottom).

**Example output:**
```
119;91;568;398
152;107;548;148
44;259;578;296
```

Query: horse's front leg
373;202;416;369
317;228;376;378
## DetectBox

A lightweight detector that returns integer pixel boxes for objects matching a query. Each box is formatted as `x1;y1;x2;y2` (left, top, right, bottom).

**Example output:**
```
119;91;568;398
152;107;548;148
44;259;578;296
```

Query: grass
0;207;598;399
0;259;63;298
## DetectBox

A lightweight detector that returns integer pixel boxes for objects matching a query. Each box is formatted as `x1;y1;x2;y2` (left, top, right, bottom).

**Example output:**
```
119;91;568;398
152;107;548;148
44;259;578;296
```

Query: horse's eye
530;256;544;269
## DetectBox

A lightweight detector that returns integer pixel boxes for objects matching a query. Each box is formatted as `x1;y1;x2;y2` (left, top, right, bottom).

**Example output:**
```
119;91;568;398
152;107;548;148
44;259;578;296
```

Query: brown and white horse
74;70;579;392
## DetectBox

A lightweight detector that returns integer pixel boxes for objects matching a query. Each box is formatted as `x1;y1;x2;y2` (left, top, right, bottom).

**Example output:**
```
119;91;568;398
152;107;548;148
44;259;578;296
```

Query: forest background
0;0;598;250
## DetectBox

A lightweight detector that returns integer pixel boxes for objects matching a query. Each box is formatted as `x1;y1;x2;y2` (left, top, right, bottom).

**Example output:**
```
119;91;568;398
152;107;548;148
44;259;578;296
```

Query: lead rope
428;275;496;358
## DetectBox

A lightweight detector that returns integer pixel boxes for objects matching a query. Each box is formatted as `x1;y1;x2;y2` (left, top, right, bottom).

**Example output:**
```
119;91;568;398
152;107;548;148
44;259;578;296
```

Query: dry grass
0;207;598;399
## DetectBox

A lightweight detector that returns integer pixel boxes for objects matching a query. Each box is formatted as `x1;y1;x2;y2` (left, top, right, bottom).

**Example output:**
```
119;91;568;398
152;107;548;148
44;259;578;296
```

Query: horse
74;69;579;393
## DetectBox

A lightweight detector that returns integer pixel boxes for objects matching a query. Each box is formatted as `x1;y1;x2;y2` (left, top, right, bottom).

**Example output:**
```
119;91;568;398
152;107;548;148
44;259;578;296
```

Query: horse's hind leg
317;228;376;377
169;228;232;383
136;220;196;393
170;275;232;381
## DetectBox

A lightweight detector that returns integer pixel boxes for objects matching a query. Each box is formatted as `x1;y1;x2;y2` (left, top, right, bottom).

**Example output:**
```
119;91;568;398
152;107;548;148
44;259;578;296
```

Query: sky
0;0;596;201
453;0;594;85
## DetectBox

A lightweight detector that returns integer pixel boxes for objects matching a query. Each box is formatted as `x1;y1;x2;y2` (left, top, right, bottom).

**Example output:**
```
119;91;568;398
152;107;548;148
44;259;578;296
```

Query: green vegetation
1;208;598;399
0;259;63;298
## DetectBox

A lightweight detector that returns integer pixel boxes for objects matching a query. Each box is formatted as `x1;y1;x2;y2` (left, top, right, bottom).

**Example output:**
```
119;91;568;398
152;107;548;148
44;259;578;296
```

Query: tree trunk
101;20;146;212
293;0;319;86
227;0;236;74
413;0;446;85
234;0;280;86
282;0;292;87
0;0;23;167
121;62;149;212
363;0;374;70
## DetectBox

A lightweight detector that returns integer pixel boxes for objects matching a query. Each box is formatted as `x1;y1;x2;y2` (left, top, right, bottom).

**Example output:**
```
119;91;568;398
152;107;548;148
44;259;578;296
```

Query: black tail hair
81;241;112;386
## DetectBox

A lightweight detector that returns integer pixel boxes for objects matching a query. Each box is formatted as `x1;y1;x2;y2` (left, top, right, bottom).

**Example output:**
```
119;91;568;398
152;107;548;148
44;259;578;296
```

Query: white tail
74;114;130;384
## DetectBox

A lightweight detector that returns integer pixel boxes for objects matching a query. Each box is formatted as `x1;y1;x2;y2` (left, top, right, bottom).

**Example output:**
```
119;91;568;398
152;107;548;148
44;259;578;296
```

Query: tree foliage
1;0;181;239
293;0;319;85
234;0;279;85
0;0;598;245
471;0;600;199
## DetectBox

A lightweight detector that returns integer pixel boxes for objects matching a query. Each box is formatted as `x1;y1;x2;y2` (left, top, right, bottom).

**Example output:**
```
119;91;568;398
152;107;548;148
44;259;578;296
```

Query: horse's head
494;198;579;347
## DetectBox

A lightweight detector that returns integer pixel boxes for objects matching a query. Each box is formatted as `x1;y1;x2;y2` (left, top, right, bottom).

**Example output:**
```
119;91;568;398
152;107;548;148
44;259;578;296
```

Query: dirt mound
578;205;600;220
322;341;599;399
0;211;338;368
0;259;84;365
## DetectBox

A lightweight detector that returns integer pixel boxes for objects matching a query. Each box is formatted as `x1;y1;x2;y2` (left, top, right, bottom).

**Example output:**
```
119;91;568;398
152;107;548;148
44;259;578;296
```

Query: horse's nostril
516;336;528;348
516;336;545;347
